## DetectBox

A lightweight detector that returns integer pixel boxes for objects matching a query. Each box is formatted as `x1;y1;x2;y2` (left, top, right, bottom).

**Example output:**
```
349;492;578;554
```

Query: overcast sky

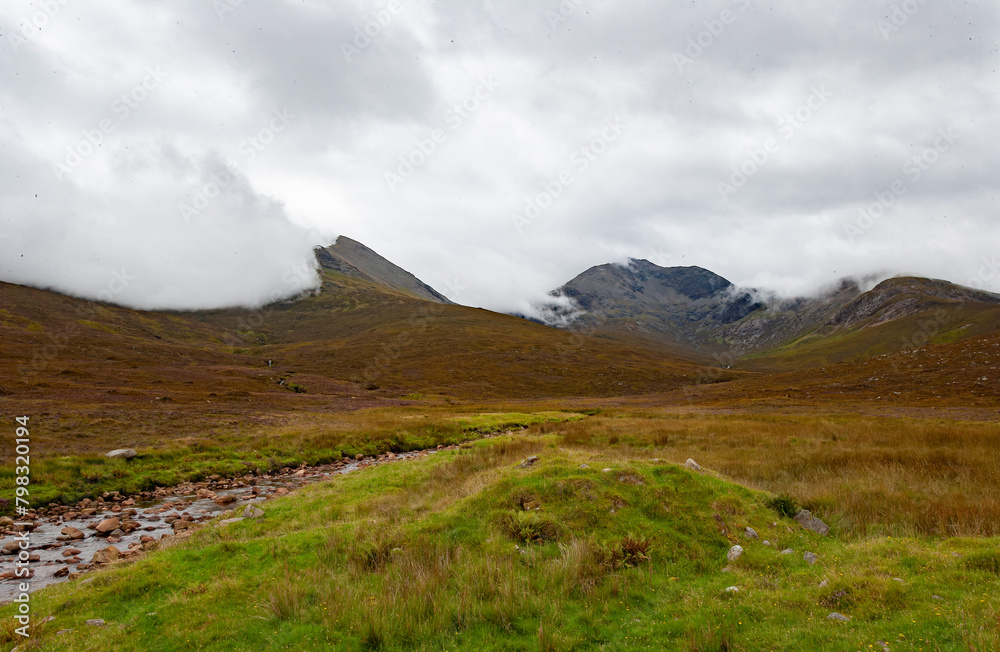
1;0;998;313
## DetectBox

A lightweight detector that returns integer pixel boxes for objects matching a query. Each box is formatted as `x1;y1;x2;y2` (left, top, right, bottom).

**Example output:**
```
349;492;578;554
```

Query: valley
0;239;998;650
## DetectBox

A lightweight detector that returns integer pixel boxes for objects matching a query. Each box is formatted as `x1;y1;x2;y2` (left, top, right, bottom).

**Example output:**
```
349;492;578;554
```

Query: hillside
5;432;998;650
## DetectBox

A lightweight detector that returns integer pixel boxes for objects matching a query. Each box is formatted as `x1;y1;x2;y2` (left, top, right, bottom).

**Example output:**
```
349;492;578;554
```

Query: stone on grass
685;459;702;471
794;509;830;536
105;449;137;460
727;545;744;562
724;586;739;594
86;619;106;627
780;548;794;555
826;612;850;622
803;552;818;565
519;456;540;469
745;527;759;540
243;505;264;519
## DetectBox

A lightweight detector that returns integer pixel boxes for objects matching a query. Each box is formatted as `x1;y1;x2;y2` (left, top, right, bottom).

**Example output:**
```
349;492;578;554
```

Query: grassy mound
3;435;998;650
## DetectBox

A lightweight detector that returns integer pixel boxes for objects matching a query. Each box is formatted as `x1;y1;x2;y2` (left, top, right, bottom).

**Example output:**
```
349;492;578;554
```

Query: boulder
105;449;137;460
91;546;120;565
685;459;702;471
96;518;120;534
195;489;216;500
745;527;759;540
243;505;265;519
804;552;818;565
794;509;830;536
0;516;14;526
214;495;238;506
2;540;22;554
727;545;744;562
61;526;86;540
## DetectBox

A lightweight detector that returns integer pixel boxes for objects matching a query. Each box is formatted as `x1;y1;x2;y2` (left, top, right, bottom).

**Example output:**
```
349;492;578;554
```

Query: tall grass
553;413;1000;537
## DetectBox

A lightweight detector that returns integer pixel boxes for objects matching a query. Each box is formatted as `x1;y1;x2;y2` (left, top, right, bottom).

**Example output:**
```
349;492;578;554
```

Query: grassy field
0;411;586;510
2;432;997;651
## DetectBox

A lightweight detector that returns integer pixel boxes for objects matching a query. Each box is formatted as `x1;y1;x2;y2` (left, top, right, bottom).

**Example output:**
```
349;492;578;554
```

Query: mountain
535;259;1000;368
314;236;451;304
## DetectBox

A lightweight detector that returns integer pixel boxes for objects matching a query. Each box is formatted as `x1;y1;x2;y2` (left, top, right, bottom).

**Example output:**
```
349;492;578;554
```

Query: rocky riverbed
0;448;432;602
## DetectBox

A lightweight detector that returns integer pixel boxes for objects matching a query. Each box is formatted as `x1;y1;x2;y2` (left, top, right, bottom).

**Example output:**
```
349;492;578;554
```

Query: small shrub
497;511;561;543
766;493;800;518
619;534;653;567
820;588;854;610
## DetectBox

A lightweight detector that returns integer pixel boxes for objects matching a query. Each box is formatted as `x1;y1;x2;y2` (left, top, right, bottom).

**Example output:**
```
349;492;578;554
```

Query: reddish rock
96;517;120;534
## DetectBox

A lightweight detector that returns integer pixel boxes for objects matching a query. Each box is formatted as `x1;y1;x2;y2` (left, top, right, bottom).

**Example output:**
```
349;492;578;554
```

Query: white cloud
1;0;998;311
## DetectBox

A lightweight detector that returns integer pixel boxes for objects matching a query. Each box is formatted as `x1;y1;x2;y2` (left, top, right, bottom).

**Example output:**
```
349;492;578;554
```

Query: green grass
4;434;998;651
0;412;583;513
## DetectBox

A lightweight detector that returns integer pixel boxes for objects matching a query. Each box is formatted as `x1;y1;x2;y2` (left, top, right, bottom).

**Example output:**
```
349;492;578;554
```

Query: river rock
214;495;238;506
196;489;216;499
96;518;120;534
0;517;13;526
91;546;120;565
3;540;22;554
105;449;137;460
794;509;830;536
